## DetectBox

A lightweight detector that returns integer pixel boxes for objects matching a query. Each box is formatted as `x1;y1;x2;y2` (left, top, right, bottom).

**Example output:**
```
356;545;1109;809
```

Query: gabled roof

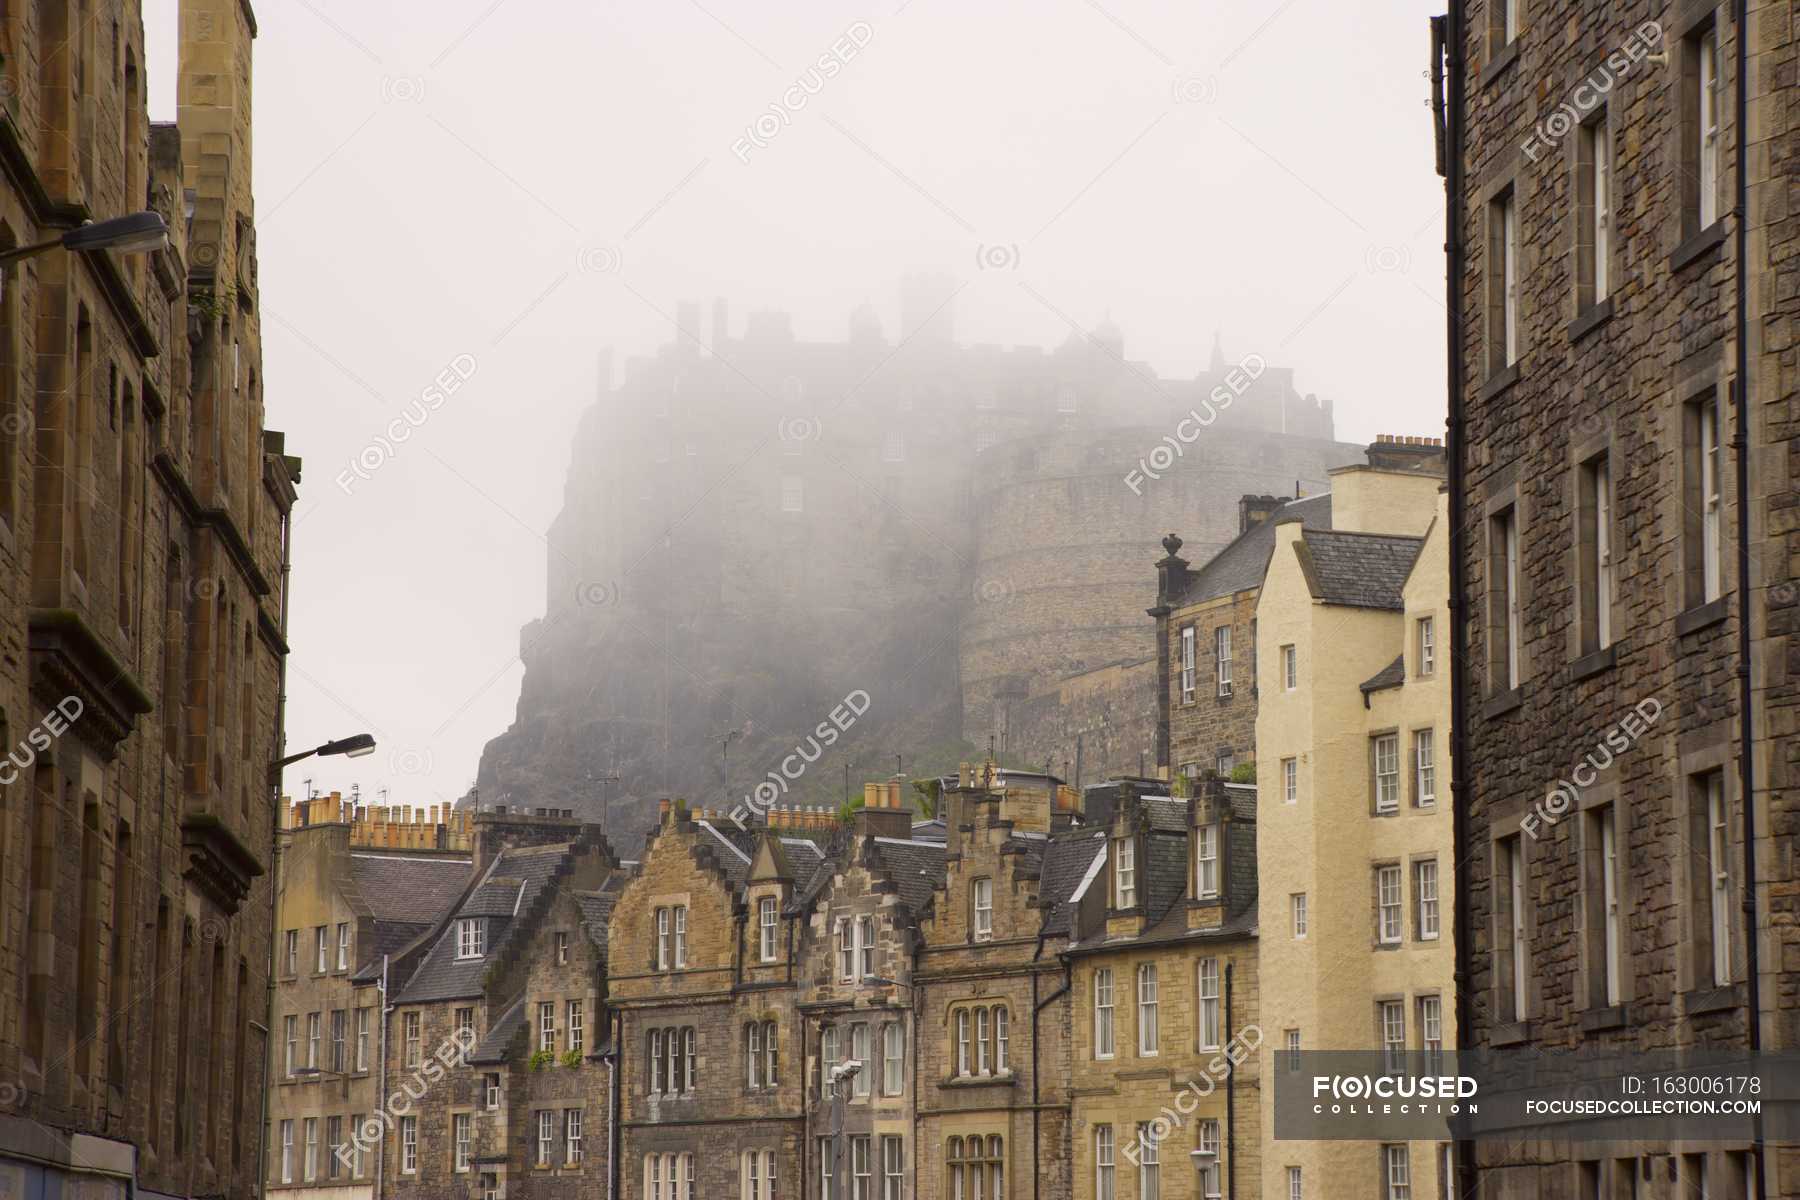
342;852;473;979
867;837;947;917
1295;529;1423;610
910;818;946;842
1360;653;1407;698
1178;493;1332;607
574;874;624;951
394;842;576;1005
1140;796;1189;834
465;994;526;1066
1039;831;1106;936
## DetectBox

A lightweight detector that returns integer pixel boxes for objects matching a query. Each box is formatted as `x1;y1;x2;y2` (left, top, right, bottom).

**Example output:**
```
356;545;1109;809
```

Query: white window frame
315;926;328;974
1114;838;1135;908
1197;1119;1221;1200
1381;1000;1407;1074
1215;625;1233;696
1378;865;1404;945
1282;643;1297;690
852;1023;872;1097
1095;1125;1115;1200
1289;1166;1303;1200
568;998;584;1054
1291;892;1308;939
1093;968;1115;1059
1415;729;1437;806
337;922;350;970
355;1008;369;1071
1416;859;1440;940
1502;191;1519;366
1590;114;1612;301
1180;626;1196;701
656;908;671;970
401;1116;418;1174
837;918;854;981
1375;734;1401;812
1708;774;1731;985
1502;509;1522;688
1421;995;1443;1057
1195;825;1219;899
1137;964;1159;1056
486;1072;501;1110
1137;1125;1160;1200
955;1010;970;1076
536;1110;554;1167
1701;397;1723;602
1417;617;1435;676
972;879;993;941
304;1117;318;1181
280;1119;294;1183
453;1112;472;1173
1594;456;1614;646
882;1022;904;1095
1283;757;1298;804
1505;837;1529;1019
456;917;484;960
565;1108;582;1164
1385;1144;1411;1200
1699;27;1720;228
1198;958;1220;1050
539;1001;556;1053
759;897;778;962
857;914;876;977
673;906;687;967
882;1139;901;1200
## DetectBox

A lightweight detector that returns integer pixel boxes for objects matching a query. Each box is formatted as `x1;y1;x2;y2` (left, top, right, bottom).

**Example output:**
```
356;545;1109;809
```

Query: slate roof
1224;782;1257;823
910;819;947;842
395;843;575;1005
574;875;624;951
696;821;754;886
868;837;947;917
1039;831;1106;935
1140;796;1187;833
466;994;526;1065
1179;493;1332;606
343;852;473;979
1300;530;1423;610
1360;653;1407;698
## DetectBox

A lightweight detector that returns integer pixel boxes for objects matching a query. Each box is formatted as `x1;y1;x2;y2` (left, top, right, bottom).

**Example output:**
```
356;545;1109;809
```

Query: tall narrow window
673;906;687;966
1488;190;1520;373
1374;734;1401;812
1137;1125;1161;1200
976;1009;990;1075
1215;626;1233;696
565;1109;582;1164
1697;26;1720;228
280;1120;294;1183
303;1116;319;1180
1095;1126;1115;1200
1377;865;1403;944
1384;1145;1411;1200
1490;507;1522;690
1195;825;1219;898
337;922;351;970
656;908;671;969
536;1110;553;1167
1197;1120;1221;1199
1180;626;1196;701
539;1002;555;1052
1416;618;1434;676
857;914;876;976
1580;114;1612;305
1137;964;1159;1055
1291;893;1308;938
1581;455;1615;650
453;1113;472;1172
1420;995;1444;1071
1588;805;1623;1007
1198;958;1220;1049
1414;730;1436;806
1497;835;1529;1021
852;1024;871;1096
882;1139;901;1200
1705;773;1732;985
400;1117;418;1173
1415;859;1440;940
955;1010;970;1076
882;1023;903;1095
568;999;584;1053
758;897;778;961
1093;968;1115;1058
1283;758;1298;804
837;917;854;979
1282;644;1297;690
1380;1001;1406;1074
972;879;993;941
1114;837;1136;908
1700;396;1723;602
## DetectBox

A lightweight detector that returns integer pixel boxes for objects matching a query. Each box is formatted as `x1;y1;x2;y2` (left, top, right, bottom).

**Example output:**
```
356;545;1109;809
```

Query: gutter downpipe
1225;964;1236;1200
1731;3;1768;1196
1031;960;1070;1200
375;953;391;1200
610;1009;622;1200
1433;8;1480;1200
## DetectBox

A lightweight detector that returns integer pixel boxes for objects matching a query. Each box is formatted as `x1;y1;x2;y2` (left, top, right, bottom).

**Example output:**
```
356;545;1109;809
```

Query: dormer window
972;880;993;941
1196;825;1219;899
456;918;485;960
758;897;778;962
1114;837;1136;909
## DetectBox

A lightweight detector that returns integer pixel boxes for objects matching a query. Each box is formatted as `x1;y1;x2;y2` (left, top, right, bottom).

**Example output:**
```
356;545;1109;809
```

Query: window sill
1480;686;1524;719
1579;1004;1630;1033
1480;38;1520;88
1683;984;1743;1016
1477;362;1520;403
1675;596;1729;636
1670;220;1729;273
1567;297;1614;343
1569;644;1617;682
1489;1020;1531;1048
941;1071;1017;1089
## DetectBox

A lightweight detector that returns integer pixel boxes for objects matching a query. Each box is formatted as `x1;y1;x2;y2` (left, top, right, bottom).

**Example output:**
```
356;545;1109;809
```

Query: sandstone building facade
0;4;296;1200
1442;0;1797;1194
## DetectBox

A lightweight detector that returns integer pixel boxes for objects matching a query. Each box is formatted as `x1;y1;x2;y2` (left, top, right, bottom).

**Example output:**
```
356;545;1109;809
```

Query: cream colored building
1254;461;1454;1200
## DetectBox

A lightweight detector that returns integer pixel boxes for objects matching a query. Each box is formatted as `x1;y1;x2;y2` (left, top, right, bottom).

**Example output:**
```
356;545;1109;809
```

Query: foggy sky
149;0;1449;811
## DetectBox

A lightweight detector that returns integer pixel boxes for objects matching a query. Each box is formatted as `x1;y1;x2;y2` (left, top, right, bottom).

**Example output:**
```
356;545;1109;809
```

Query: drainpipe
609;1009;621;1200
1225;963;1235;1200
1031;966;1070;1200
374;954;390;1200
1730;3;1767;1196
1432;8;1479;1200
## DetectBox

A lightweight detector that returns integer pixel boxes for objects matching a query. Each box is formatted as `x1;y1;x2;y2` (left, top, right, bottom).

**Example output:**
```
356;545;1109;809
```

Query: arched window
947;1138;965;1200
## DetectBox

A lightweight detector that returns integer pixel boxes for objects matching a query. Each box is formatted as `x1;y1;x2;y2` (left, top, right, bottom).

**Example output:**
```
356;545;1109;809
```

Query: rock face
474;290;1361;847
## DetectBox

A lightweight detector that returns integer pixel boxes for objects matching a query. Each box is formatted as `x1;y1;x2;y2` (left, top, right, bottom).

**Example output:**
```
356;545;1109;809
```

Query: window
747;1023;762;1089
882;1022;904;1095
1420;995;1444;1072
656;908;672;969
279;1119;293;1183
536;1110;554;1166
852;1024;872;1096
851;1135;872;1200
822;1024;842;1093
1380;1000;1406;1074
1291;893;1308;938
331;1009;347;1072
1415;860;1440;940
565;1109;582;1164
1283;758;1298;804
453;1112;472;1172
481;1173;497;1200
882;1138;902;1200
821;1139;836;1200
1692;395;1725;603
1094;968;1115;1058
355;1008;370;1071
556;931;569;964
1695;772;1733;986
1286;1028;1302;1071
1385;1145;1411;1200
764;1020;778;1086
1695;26;1721;229
1282;643;1297;690
1196;825;1219;898
781;475;803;512
307;1011;321;1068
1197;1119;1221;1199
336;922;351;970
759;897;778;961
400;1116;418;1173
486;1073;501;1109
1216;751;1233;777
1377;865;1403;944
326;1116;343;1179
972;879;993;940
1497;834;1529;1021
454;1006;475;1045
837;918;854;980
1198;958;1220;1049
1180;626;1196;701
302;1116;319;1180
1136;1125;1160;1200
1491;507;1522;689
283;1014;297;1076
1488;189;1519;372
284;929;298;976
674;906;687;966
1579;113;1613;305
1137;964;1158;1055
1373;734;1400;812
1114;837;1136;908
1289;1166;1303;1200
647;1025;697;1094
1417;618;1435;676
1414;730;1436;806
540;1001;556;1053
1095;1125;1115;1200
316;926;328;973
743;1149;779;1200
1580;454;1615;651
568;999;584;1054
995;1006;1008;1072
976;1008;992;1075
1215;626;1233;696
954;1011;969;1077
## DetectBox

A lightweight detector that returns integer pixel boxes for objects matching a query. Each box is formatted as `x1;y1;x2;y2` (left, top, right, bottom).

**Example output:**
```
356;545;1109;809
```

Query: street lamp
270;733;378;782
0;212;169;264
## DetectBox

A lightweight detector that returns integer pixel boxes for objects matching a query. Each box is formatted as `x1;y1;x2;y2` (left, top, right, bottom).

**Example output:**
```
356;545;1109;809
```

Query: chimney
857;780;912;841
1238;494;1290;534
1152;534;1191;612
1365;434;1447;476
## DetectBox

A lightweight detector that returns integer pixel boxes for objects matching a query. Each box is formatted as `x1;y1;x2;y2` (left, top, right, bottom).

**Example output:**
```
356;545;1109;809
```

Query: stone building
1254;472;1451;1200
383;810;621;1200
1440;0;1797;1194
268;797;472;1200
474;299;1362;841
1064;777;1262;1200
0;3;297;1200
